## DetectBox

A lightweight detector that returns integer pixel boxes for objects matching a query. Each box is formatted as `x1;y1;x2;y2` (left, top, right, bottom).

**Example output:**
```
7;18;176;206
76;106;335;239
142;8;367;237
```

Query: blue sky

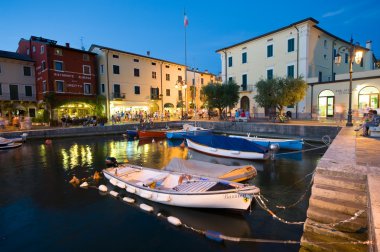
1;0;379;75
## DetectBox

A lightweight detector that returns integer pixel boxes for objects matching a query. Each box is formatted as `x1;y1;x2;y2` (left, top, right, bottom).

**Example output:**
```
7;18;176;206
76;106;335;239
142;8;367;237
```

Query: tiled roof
0;50;34;62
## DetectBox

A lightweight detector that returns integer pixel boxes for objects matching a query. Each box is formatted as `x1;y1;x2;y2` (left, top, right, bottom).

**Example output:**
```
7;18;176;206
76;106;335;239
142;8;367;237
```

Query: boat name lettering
224;193;242;199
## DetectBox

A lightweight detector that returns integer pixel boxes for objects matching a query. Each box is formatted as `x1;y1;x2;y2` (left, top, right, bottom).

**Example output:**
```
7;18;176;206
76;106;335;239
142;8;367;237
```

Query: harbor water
0;135;327;252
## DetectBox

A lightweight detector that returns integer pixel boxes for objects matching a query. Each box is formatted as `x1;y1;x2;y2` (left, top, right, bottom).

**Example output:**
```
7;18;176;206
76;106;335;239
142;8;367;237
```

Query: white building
0;50;36;118
90;45;188;119
216;17;376;119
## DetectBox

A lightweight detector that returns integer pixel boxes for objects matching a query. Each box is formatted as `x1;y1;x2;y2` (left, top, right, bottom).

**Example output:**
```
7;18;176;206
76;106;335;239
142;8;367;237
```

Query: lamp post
175;80;187;119
335;37;363;127
192;67;198;117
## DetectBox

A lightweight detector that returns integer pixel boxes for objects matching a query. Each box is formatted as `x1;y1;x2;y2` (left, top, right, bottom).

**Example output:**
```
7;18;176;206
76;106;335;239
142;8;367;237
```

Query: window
288;38;295;52
9;85;18;100
228;56;233;67
41;46;44;54
100;64;104;74
84;83;91;94
23;66;31;76
101;84;105;93
113;54;119;58
134;86;140;94
360;58;363;67
318;71;322;82
42;61;46;70
134;68;140;77
83;65;91;75
324;40;327;48
55;48;62;56
345;53;348;64
242;74;247;90
267;44;273;57
178;68;181;71
165;65;170;68
152;71;157;79
287;65;294;78
201;78;204;85
56;80;64;92
83;54;90;61
0;83;2;95
113;65;120;74
54;61;63;71
25;86;32;97
32;46;36;52
133;58;139;62
192;78;195;85
267;69;273;80
228;77;233;82
178;76;183;82
242;52;247;64
27;49;30;55
166;89;170;96
151;87;159;99
29;108;36;117
42;81;47;92
152;62;156;66
166;73;170;81
333;49;337;57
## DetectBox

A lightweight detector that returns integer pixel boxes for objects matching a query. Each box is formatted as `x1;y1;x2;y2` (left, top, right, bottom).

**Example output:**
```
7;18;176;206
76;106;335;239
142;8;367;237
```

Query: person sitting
355;111;373;132
361;110;380;136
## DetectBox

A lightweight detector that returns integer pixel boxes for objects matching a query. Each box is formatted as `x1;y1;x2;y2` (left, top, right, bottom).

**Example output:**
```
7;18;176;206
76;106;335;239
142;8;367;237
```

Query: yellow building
216;17;376;119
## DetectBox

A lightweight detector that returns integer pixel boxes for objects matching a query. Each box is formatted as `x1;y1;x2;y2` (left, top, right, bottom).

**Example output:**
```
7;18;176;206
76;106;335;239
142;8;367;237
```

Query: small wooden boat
164;158;256;182
103;162;260;210
186;135;270;160
138;129;167;139
229;135;303;151
166;124;211;139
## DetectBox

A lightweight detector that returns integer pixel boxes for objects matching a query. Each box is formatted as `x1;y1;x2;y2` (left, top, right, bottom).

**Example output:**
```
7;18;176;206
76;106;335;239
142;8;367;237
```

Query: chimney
65;43;70;48
147;51;150;56
204;69;208;73
366;40;372;50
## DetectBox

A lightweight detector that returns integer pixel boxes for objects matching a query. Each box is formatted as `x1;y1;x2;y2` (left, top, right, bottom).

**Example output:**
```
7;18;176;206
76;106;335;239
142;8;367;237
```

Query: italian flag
184;14;188;27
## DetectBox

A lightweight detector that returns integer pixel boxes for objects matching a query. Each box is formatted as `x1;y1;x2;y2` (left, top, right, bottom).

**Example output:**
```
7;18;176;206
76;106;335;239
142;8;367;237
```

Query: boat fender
98;185;108;192
126;187;136;193
269;143;280;151
123;197;135;203
109;190;119;197
205;230;223;242
167;216;182;226
110;178;118;186
117;181;126;189
140;203;154;212
80;182;89;188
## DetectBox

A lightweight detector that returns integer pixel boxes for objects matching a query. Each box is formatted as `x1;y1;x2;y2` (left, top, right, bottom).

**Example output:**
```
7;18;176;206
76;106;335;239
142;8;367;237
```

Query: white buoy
109;190;119;197
80;182;89;188
117;181;126;189
98;184;108;192
140;203;154;212
123;197;135;203
167;216;182;226
152;138;155;143
110;178;118;186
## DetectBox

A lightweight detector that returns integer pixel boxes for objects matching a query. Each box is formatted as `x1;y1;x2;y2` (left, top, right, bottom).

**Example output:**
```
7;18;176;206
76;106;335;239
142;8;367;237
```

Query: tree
201;80;240;118
254;77;308;115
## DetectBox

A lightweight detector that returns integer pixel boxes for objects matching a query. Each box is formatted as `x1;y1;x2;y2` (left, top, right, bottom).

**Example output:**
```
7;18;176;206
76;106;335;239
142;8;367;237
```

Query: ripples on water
0;135;327;252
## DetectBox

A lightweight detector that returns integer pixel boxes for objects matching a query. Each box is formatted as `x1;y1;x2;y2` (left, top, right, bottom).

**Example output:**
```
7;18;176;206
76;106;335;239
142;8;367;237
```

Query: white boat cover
164;158;251;178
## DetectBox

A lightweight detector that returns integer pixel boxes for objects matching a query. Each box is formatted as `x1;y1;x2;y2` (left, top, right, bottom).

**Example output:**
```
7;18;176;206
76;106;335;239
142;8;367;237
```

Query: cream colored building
185;68;217;115
90;45;188;119
0;50;36;118
216;17;376;119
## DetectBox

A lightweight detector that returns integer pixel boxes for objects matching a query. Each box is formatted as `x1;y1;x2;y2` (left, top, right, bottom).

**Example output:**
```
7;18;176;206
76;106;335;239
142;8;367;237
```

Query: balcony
150;94;161;100
239;84;255;92
112;92;125;100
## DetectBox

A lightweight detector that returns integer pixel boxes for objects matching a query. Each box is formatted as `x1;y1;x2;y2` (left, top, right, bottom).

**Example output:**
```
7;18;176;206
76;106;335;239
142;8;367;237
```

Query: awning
164;103;174;108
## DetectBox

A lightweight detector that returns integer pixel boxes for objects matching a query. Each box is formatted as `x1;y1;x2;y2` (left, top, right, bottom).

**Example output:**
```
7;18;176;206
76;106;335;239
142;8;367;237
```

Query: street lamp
192;67;198;117
335;37;363;127
175;80;187;119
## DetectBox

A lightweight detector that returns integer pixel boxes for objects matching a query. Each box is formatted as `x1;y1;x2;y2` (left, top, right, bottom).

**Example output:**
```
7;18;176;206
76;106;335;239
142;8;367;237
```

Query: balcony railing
150;94;160;100
112;92;125;100
239;84;255;92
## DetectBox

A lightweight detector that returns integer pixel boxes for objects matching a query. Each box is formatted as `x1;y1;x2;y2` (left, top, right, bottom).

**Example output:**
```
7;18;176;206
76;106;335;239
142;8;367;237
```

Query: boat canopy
186;135;268;153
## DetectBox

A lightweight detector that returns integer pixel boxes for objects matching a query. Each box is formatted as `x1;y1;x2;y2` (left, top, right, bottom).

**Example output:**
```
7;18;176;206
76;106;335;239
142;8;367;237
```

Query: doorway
318;90;335;117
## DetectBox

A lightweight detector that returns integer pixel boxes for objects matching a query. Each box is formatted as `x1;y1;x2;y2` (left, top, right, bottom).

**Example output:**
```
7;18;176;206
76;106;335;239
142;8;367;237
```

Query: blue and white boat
186;135;270;160
166;124;211;139
123;129;139;139
229;135;303;151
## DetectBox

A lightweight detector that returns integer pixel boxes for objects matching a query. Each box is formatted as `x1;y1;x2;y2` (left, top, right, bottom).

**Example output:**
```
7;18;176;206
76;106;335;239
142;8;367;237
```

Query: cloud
322;8;345;18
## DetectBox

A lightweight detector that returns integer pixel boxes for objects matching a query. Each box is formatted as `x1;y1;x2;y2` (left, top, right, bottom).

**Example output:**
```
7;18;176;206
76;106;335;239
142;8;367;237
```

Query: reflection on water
0;135;327;252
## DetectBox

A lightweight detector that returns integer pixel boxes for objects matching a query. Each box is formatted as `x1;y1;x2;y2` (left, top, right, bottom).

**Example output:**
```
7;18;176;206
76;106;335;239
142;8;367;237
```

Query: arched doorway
358;86;379;110
240;96;250;112
318;90;335;117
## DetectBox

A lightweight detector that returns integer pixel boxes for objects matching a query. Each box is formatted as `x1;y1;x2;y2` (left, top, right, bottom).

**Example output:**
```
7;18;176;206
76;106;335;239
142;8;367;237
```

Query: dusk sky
1;0;379;75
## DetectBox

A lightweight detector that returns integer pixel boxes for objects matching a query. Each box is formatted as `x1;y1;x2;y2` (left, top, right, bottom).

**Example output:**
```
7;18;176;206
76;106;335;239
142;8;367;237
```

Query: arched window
358;86;379;110
240;96;250;112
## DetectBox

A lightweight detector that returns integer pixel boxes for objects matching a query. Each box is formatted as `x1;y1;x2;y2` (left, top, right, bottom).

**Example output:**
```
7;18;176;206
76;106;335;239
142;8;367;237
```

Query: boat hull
229;135;303;151
138;130;167;139
166;129;211;139
186;139;268;160
103;165;259;210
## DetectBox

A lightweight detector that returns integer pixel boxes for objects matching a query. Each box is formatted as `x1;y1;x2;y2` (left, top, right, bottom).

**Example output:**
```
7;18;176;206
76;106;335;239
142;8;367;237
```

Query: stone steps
313;173;367;191
309;195;367;217
315;168;367;181
307;205;367;232
312;183;367;206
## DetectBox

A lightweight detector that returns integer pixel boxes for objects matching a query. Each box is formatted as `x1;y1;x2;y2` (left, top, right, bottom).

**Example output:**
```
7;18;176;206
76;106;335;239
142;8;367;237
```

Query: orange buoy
93;171;101;180
69;176;80;185
180;141;185;148
45;139;52;145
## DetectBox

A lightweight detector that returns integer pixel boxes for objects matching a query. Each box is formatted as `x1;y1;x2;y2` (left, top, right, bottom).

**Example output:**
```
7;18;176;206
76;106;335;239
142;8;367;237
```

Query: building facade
90;45;193;120
0;50;36;119
216;17;376;119
17;36;98;123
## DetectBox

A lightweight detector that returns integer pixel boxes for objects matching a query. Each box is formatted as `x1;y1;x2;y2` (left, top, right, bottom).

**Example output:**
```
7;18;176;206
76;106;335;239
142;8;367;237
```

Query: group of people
355;109;380;136
235;109;250;120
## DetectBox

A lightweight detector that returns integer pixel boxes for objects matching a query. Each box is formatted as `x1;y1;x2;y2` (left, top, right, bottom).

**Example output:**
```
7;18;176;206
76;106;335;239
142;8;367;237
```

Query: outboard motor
105;157;118;167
